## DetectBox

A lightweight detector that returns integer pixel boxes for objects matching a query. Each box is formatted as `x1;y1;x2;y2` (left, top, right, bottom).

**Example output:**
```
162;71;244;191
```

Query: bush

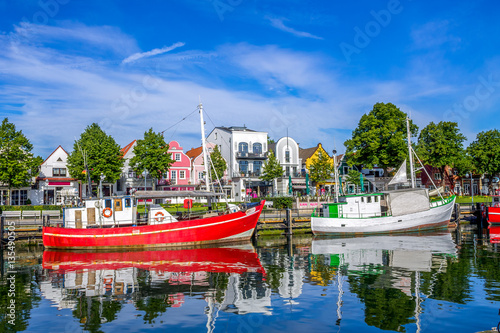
270;197;293;209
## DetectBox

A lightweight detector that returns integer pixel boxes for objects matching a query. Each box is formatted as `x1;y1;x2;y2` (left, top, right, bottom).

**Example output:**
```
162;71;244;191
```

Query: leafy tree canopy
417;121;466;170
345;169;362;186
260;150;283;182
344;102;418;175
210;145;227;182
130;128;173;181
467;129;500;179
67;123;124;183
0;118;39;190
309;151;333;183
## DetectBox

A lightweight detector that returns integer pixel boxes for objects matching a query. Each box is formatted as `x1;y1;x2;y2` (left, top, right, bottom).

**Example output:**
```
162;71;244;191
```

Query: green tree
0;118;39;204
344;103;418;176
209;145;226;183
345;169;362;187
309;151;333;183
467;129;500;193
129;128;174;188
260;150;283;194
417;121;466;193
67;123;124;187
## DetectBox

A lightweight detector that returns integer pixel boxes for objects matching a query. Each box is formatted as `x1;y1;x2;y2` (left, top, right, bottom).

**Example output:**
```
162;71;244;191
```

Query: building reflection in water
37;232;464;332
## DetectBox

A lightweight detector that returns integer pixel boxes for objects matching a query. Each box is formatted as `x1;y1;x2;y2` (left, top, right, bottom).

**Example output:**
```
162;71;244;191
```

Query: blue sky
1;0;500;158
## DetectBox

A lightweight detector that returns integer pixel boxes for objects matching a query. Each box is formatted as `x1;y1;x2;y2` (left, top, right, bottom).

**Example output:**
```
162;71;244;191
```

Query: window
434;173;442;180
286;166;290;176
124;197;131;208
253;161;262;175
171;170;177;180
11;190;28;205
374;196;379;203
285;150;290;163
253;143;262;154
198;171;204;180
179;170;186;179
238;142;248;154
175;153;181;161
128;169;136;178
239;161;248;174
104;199;112;208
367;196;372;203
53;168;66;177
0;190;8;205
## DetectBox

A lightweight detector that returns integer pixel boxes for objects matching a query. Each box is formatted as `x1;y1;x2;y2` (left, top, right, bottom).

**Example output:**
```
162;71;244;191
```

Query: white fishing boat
311;117;456;235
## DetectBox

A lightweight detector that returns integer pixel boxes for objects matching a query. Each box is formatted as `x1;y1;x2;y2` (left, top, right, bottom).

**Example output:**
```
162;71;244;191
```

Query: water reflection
310;232;458;332
40;244;267;331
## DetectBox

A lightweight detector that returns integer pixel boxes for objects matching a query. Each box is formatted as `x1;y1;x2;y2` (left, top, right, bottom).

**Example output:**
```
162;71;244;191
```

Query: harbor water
2;226;500;332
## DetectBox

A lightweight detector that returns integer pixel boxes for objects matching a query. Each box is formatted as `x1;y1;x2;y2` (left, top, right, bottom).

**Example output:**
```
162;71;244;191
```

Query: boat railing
430;196;455;208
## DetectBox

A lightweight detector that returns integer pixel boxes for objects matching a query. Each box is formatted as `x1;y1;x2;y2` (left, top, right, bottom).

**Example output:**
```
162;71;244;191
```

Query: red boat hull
42;245;266;275
43;201;264;249
487;206;500;225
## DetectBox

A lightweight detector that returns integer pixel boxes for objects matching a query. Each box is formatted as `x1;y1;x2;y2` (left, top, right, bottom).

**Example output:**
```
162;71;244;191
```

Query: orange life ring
155;211;165;222
103;207;113;218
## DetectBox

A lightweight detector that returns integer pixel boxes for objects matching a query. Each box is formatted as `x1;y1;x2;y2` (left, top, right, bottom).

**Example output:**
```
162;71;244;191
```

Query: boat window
125;198;131;208
361;197;364;203
374;196;379;203
104;199;112;208
367;196;372;203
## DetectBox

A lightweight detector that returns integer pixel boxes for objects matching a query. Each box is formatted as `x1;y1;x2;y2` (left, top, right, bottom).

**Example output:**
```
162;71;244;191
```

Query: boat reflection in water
40;244;268;330
311;232;458;332
489;226;500;244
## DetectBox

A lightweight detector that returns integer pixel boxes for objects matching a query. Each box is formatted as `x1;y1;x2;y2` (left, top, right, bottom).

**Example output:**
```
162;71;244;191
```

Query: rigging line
160;108;198;135
203;107;235;175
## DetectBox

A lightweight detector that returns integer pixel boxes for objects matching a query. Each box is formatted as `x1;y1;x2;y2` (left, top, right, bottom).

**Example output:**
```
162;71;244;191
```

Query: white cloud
122;42;186;64
0;22;495;158
266;17;323;40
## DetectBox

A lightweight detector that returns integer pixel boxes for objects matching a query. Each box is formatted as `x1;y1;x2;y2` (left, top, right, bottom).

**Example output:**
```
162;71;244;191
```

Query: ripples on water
1;227;500;332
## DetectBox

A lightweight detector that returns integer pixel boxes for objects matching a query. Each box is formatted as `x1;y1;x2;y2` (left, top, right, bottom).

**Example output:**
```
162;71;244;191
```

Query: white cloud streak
267;17;323;40
122;42;186;64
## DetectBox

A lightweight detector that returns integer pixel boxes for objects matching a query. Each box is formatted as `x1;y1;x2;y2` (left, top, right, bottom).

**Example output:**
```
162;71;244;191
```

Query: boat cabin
63;196;177;228
319;188;432;219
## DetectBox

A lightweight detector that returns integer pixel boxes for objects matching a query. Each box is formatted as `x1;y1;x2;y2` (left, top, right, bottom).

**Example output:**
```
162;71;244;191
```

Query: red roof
186;146;203;159
120;140;136;158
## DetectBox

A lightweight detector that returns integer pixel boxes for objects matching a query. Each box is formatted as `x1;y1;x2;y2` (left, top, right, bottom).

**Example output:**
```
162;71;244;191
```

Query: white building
270;137;302;195
116;140;154;195
32;146;79;205
207;126;269;200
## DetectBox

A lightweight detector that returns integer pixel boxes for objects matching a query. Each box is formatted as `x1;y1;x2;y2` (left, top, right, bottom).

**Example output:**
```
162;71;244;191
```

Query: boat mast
407;116;416;188
199;103;211;192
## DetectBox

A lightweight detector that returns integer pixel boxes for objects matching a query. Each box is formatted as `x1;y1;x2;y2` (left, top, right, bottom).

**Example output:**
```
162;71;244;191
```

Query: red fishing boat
42;245;266;275
486;195;500;226
42;194;264;249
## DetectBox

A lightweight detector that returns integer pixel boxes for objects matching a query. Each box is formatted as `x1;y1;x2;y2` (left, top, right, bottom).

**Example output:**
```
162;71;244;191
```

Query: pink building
186;143;215;186
158;141;194;191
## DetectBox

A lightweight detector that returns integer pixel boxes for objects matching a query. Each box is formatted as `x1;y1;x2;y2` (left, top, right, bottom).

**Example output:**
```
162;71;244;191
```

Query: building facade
207;126;268;200
157;141;193;190
32;146;80;205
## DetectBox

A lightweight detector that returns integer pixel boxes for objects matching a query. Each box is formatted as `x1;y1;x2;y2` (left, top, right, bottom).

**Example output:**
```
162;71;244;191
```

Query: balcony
236;152;266;159
233;171;262;178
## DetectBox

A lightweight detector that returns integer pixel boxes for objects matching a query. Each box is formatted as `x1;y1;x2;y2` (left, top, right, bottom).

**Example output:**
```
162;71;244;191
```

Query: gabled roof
120;140;136;158
42;145;68;165
186;146;203;159
299;144;321;161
